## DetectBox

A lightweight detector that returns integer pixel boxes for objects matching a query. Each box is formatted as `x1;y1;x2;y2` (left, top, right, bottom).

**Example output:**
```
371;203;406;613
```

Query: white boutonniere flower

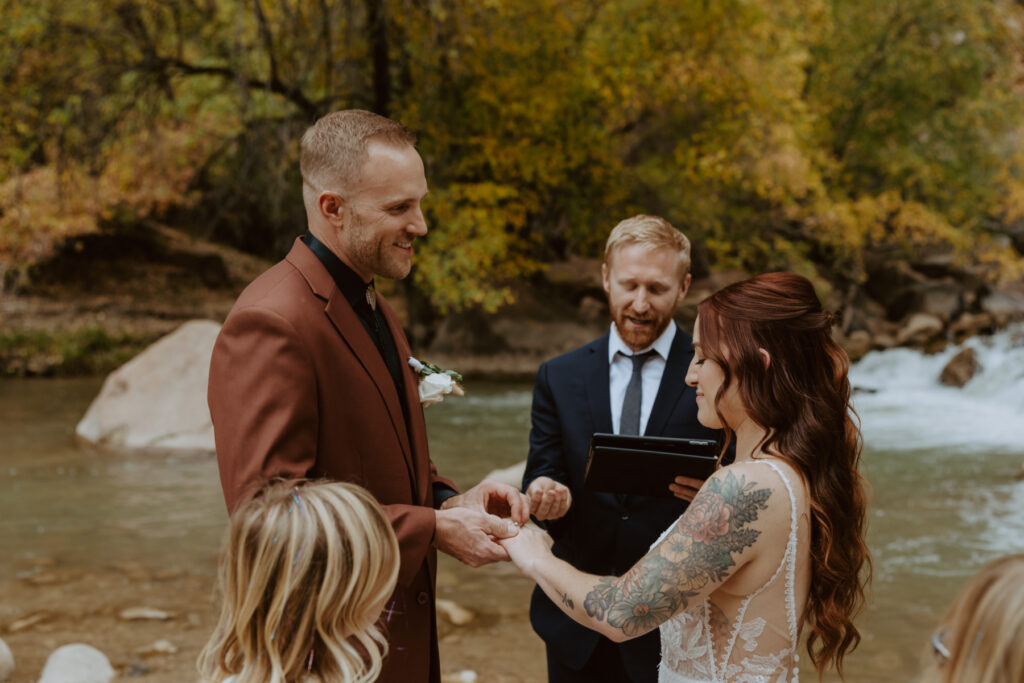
408;357;465;406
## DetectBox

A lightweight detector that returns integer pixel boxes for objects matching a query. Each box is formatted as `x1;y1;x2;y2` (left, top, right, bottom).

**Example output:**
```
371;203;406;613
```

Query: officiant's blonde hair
198;479;399;683
919;553;1024;683
604;214;691;281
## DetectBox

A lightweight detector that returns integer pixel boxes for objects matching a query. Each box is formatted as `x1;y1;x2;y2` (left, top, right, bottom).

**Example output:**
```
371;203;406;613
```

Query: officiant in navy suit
522;215;723;683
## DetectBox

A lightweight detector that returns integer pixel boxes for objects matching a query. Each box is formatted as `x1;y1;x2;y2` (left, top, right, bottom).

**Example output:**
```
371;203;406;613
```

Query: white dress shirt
608;321;677;435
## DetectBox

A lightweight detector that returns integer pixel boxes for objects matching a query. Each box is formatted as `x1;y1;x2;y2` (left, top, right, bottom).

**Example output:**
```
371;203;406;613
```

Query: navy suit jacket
522;327;721;682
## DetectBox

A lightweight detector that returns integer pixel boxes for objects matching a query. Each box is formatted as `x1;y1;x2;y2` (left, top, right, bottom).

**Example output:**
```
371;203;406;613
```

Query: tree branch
151;57;319;118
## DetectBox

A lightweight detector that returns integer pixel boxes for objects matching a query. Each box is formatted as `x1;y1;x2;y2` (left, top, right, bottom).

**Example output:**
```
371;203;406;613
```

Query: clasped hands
524;473;703;521
496;473;705;576
434;480;529;567
436;473;704;570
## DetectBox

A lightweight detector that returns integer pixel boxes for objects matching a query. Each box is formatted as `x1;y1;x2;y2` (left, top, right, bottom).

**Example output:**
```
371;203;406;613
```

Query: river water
2;325;1023;681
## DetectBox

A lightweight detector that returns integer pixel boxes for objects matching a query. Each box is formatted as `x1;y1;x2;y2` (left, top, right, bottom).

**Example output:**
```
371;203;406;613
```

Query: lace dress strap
762;459;801;680
715;460;800;679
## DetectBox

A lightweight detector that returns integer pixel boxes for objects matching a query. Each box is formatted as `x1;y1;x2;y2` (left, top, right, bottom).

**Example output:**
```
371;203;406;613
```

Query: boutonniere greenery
407;357;465;406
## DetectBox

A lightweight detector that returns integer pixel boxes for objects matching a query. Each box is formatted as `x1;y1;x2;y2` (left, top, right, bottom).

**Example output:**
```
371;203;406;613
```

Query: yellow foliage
415;182;543;313
0;115;224;277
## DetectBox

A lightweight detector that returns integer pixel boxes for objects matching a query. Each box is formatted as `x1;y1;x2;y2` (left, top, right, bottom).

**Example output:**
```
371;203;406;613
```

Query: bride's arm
502;465;783;642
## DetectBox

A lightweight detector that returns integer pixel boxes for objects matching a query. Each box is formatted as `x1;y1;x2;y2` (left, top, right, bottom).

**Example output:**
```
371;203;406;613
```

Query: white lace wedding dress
656;460;804;683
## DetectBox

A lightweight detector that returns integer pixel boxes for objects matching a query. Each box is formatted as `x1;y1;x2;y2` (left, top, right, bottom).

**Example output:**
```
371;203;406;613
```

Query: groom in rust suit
208;110;528;683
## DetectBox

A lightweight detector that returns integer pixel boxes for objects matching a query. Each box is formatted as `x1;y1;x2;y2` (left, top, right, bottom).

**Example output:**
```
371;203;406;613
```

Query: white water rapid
850;323;1024;454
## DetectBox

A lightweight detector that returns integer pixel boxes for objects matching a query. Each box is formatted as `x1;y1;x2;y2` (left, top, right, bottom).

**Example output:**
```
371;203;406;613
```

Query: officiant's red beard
612;305;673;351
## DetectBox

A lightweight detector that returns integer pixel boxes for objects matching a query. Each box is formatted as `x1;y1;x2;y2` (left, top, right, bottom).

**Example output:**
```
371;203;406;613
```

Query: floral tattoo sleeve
582;471;771;637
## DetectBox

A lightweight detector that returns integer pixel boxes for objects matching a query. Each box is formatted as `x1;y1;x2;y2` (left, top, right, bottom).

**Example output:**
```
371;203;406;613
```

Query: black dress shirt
301;234;458;507
301;233;407;409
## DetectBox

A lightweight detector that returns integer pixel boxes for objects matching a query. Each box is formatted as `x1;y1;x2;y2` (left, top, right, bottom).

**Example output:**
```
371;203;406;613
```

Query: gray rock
118;607;174;621
75;320;220;454
896;313;944;347
38;644;114;683
939;348;981;387
980;289;1024;325
134;639;177;656
0;636;13;682
918;281;963;323
949;312;995;342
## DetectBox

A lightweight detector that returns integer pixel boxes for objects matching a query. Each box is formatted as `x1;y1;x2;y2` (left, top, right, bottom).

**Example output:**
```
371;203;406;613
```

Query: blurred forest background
2;0;1024;370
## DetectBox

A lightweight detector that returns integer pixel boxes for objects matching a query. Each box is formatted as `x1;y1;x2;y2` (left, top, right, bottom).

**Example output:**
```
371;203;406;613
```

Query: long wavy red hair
697;272;871;678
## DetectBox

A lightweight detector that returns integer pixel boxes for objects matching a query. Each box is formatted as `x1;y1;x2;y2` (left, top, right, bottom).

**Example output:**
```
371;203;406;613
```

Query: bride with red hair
502;272;871;682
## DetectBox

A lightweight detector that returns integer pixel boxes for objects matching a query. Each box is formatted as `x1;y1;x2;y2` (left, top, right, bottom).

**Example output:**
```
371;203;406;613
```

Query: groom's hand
525;476;572;521
441;480;530;526
434;507;520;567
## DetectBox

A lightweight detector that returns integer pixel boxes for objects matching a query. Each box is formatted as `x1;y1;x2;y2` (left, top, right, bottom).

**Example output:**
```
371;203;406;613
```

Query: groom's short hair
605;215;692;282
300;110;416;204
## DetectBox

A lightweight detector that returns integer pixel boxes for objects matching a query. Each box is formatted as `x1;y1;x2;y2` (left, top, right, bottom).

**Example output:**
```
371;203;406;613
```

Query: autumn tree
2;0;1022;309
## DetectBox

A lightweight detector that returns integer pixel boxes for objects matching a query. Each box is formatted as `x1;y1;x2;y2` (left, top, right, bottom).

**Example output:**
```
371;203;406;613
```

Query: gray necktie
619;350;657;435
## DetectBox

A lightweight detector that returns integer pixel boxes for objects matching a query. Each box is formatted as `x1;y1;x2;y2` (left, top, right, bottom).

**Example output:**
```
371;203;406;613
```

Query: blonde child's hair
604;214;692;282
919;553;1024;683
198;479;400;683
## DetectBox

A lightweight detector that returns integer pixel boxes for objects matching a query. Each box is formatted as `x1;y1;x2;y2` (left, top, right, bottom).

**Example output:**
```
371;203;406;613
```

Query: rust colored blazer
208;237;454;682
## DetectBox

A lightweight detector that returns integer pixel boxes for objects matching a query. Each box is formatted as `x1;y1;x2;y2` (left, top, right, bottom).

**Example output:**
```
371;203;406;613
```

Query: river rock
0;636;13;682
118;607;174;621
8;612;51;633
441;671;478;683
435;599;476;626
939;348;981;387
980;289;1024;325
75;319;220;454
918;281;963;323
949;312;996;342
135;639;177;656
896;313;944;347
38;644;114;683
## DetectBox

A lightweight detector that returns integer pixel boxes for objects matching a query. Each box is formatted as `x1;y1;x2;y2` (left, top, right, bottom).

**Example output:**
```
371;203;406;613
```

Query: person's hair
604;214;692;281
696;271;871;678
198;479;400;683
300;109;416;204
919;553;1024;683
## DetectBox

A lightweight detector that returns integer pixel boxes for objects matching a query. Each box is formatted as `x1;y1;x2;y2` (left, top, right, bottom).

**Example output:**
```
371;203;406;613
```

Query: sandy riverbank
0;553;546;683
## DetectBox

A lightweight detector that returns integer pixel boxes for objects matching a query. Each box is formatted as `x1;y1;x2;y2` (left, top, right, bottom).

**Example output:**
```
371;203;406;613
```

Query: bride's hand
498;524;553;577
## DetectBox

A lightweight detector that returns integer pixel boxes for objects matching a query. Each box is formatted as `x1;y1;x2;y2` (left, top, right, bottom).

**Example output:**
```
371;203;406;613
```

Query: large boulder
75;320;220;454
38;644;114;683
0;637;13;682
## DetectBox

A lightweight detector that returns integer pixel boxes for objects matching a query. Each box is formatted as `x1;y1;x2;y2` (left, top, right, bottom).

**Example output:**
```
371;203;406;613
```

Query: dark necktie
619;350;657;436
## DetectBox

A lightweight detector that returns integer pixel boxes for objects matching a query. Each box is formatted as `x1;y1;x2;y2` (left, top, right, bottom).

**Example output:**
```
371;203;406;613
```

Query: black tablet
584;433;720;498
